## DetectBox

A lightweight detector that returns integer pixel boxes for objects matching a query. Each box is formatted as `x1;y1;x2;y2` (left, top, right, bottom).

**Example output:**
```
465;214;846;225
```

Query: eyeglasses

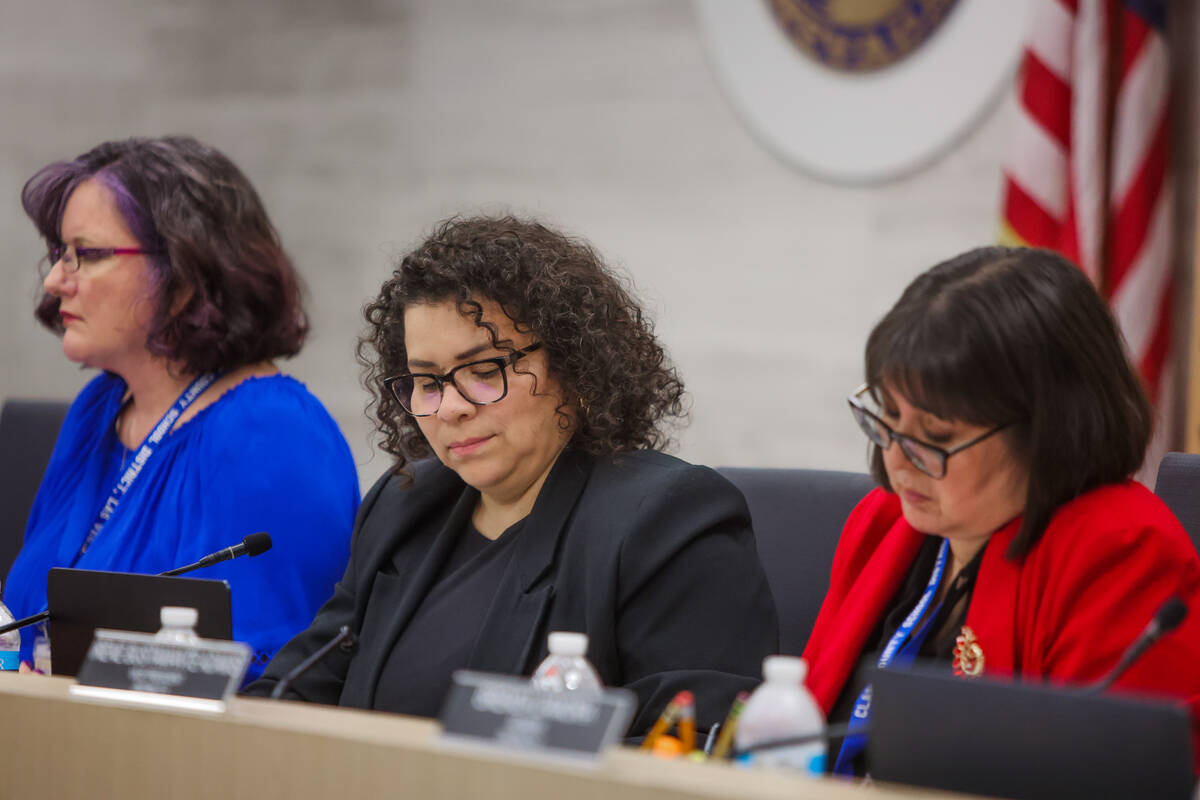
847;384;1009;479
384;343;543;417
47;244;161;275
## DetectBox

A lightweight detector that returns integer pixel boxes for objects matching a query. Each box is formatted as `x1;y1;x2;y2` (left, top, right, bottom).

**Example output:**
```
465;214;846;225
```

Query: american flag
999;0;1173;482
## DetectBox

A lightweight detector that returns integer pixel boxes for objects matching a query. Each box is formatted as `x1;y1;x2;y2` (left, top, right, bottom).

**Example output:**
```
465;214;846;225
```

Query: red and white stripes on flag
999;0;1173;482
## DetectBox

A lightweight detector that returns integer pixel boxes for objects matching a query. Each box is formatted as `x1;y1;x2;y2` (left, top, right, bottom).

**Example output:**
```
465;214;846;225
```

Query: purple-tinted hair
23;136;308;374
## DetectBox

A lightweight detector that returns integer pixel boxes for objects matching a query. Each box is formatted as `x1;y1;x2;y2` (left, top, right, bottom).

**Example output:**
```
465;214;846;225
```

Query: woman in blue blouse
5;136;359;680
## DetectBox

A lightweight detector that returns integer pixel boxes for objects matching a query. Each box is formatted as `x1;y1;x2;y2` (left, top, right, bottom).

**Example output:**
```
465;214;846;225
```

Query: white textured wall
0;1;1016;489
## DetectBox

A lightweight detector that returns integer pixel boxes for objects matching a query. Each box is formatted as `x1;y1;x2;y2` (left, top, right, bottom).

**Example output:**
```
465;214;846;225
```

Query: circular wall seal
695;0;1033;183
767;0;962;73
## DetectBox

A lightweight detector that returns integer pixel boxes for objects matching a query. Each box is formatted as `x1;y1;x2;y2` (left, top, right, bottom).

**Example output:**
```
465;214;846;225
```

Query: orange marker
640;690;694;751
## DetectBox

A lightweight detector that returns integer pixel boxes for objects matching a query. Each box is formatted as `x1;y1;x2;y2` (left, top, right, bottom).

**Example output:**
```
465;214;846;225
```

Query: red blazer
803;482;1200;765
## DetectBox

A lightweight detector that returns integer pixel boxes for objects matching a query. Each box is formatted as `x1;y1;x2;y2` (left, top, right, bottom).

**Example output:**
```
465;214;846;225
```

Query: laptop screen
868;666;1193;800
46;567;233;677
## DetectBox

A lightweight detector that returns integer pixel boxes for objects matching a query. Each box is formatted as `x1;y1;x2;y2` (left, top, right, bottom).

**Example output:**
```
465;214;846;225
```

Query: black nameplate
75;629;251;702
439;671;635;758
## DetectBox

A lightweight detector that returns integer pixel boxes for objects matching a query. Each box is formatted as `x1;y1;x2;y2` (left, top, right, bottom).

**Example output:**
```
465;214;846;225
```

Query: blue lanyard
75;373;218;560
833;538;949;776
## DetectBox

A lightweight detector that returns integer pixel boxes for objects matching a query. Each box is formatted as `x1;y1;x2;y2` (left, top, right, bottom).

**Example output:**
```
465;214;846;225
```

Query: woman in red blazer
803;246;1200;775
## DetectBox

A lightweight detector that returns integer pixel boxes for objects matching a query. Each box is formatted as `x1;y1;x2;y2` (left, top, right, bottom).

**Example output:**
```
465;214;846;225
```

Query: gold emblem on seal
767;0;961;74
953;625;984;678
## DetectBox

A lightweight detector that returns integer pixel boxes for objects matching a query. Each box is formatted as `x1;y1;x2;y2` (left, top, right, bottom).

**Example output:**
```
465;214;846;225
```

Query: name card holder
68;628;251;715
437;670;636;763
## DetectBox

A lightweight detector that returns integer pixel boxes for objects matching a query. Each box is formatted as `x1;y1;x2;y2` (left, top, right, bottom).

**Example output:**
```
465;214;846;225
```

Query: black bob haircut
864;246;1152;559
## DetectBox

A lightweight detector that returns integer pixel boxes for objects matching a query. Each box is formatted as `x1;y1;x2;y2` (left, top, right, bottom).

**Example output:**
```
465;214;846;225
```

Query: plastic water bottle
154;606;200;644
32;623;51;675
735;655;826;773
0;592;21;670
531;631;602;693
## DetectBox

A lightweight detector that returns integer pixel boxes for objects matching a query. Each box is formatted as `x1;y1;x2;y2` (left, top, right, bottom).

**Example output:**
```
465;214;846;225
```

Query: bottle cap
160;606;198;629
762;655;807;683
546;631;588;657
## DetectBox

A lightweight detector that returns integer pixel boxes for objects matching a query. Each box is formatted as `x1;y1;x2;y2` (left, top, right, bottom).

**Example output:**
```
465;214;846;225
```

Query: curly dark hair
359;215;687;473
23;135;307;375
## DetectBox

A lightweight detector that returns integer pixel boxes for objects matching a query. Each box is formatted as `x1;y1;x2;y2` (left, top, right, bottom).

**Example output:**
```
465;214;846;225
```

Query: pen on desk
710;691;749;760
702;721;721;756
640;690;693;751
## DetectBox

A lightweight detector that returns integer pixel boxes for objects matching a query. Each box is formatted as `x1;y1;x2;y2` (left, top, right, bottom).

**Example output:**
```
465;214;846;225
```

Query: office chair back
0;399;70;583
719;467;875;655
1154;452;1200;554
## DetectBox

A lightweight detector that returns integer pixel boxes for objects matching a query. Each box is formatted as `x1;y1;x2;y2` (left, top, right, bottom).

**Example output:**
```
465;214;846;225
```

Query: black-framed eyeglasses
47;244;162;275
384;343;543;417
847;384;1009;479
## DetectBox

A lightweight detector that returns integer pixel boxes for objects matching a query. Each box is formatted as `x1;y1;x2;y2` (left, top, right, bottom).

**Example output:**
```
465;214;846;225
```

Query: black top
825;535;985;775
242;448;779;736
372;521;522;717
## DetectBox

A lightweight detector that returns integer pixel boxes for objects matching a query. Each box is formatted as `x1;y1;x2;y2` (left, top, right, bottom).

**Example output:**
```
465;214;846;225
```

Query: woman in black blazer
244;216;778;734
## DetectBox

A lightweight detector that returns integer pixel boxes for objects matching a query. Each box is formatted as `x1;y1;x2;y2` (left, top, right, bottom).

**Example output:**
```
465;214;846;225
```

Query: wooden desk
0;674;967;799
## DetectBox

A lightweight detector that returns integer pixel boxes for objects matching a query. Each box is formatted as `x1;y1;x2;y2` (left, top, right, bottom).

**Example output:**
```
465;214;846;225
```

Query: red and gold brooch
953;625;985;678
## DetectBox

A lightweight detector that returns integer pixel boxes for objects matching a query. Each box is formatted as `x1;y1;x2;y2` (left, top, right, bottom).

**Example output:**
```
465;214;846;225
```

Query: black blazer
244;447;779;734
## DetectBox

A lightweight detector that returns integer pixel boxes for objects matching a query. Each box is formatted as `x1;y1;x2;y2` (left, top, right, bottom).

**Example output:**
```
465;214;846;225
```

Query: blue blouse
3;372;359;681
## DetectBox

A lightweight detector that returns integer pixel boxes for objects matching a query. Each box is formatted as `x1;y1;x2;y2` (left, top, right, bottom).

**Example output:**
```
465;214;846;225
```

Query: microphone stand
0;610;48;638
0;533;274;637
270;626;357;700
1086;596;1187;693
730;722;857;759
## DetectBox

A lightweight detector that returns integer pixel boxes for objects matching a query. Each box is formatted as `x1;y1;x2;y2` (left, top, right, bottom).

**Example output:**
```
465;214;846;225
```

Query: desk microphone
0;532;275;637
1087;596;1187;693
160;532;273;576
270;625;357;700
